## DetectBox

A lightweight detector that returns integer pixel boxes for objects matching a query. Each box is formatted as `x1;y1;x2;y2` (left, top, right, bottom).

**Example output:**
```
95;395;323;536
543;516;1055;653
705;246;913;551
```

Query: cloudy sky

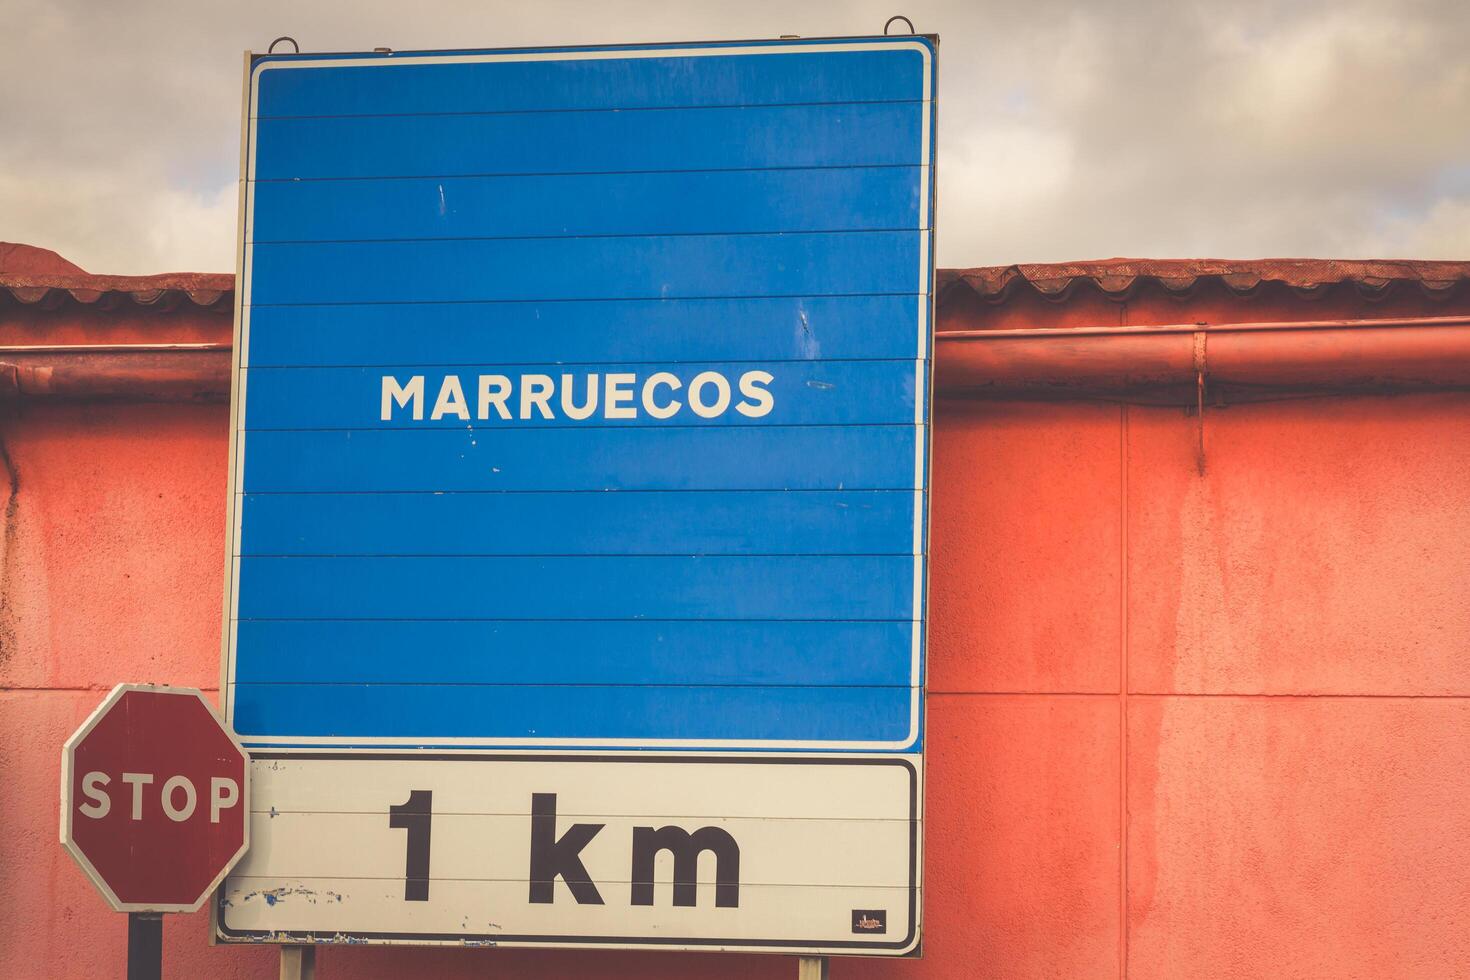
2;0;1467;274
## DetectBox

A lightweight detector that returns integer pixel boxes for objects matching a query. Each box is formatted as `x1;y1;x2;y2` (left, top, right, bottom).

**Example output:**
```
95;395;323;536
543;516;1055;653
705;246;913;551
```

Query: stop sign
60;684;250;912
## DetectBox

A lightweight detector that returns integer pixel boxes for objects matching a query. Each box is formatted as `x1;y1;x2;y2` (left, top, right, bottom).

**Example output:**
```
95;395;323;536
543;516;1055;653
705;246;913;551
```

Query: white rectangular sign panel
221;756;918;950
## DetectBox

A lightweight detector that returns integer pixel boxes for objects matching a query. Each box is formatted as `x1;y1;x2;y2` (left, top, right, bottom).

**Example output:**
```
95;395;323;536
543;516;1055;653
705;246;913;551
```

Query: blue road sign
220;34;936;956
223;36;935;753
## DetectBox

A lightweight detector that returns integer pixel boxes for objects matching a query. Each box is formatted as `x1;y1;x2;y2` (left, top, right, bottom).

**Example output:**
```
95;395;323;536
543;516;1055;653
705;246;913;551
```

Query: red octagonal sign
60;684;250;912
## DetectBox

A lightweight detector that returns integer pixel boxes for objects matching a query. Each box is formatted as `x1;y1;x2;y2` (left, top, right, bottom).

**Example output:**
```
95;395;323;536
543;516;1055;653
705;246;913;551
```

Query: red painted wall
2;281;1468;977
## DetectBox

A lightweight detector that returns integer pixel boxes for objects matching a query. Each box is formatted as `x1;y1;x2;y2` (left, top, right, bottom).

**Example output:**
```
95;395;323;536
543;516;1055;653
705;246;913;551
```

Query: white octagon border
59;683;253;914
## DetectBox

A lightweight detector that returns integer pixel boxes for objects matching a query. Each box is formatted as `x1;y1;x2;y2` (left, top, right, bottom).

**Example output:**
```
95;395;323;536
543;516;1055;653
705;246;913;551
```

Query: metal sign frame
217;33;935;955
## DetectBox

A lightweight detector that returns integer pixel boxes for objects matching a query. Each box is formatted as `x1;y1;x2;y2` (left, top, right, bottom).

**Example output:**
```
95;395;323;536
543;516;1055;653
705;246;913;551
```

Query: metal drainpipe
934;315;1470;402
1;316;1469;403
0;344;231;402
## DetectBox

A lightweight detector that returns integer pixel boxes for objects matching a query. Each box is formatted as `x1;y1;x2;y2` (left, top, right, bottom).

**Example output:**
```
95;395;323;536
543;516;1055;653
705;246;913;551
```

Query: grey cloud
0;0;1465;273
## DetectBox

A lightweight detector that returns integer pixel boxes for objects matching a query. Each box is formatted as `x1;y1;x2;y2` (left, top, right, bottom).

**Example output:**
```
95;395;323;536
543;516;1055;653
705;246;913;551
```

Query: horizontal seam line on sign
226;874;912;888
236;488;926;496
247;810;914;822
236;492;926;497
230;617;917;625
246;295;930;308
244;748;922;754
242;752;920;763
235;553;918;558
253;98;926;121
240;490;929;498
238;422;929;432
247;227;930;245
245;756;921;763
233;681;917;688
242;294;927;310
244;291;925;307
245;358;925;368
249;163;926;183
232;617;921;623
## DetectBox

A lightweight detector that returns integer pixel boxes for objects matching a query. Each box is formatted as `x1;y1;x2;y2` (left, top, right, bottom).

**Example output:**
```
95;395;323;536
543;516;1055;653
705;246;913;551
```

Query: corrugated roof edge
4;256;1468;313
0;271;235;312
939;258;1470;302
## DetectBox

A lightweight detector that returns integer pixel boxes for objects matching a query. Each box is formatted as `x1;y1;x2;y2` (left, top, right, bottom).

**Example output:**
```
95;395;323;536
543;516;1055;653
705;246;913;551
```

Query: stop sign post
60;684;250;978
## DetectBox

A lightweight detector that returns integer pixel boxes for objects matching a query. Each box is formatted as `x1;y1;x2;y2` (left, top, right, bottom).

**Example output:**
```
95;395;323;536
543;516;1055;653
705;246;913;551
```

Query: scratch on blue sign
796;307;822;359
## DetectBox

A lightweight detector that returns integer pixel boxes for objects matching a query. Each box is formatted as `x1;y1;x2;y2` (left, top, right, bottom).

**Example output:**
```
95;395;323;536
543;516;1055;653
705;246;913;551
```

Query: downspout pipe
1;317;1469;404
